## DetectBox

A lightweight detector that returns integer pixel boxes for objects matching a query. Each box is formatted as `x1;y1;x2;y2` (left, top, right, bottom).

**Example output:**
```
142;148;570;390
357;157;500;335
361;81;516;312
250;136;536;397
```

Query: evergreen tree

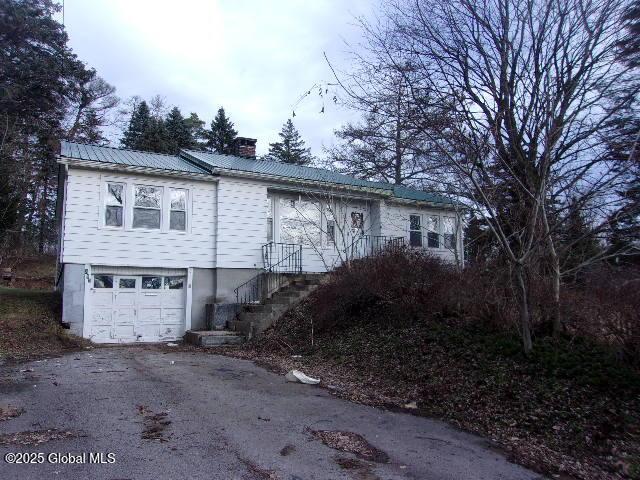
207;107;237;154
264;119;312;165
73;109;109;145
606;110;640;263
138;116;169;153
184;112;207;150
164;107;191;154
1;0;103;251
558;199;602;279
620;0;640;67
121;101;151;149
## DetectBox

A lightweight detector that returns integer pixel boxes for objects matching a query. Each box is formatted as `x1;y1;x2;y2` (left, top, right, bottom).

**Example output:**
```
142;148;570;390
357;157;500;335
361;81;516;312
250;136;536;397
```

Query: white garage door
87;273;186;343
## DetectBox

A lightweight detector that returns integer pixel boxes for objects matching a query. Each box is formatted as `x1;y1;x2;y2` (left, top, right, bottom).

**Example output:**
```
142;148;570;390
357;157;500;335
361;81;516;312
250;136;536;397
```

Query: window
443;217;456;250
427;215;440;248
266;197;273;242
141;276;162;289
170;188;186;231
351;212;364;235
105;183;124;227
326;219;336;243
94;275;113;288
164;276;184;289
133;185;162;229
409;215;422;247
279;197;321;246
119;278;136;289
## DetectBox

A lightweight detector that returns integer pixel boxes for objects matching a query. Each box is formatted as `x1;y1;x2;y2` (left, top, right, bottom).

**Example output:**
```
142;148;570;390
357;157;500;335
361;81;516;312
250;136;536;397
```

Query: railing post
299;244;303;274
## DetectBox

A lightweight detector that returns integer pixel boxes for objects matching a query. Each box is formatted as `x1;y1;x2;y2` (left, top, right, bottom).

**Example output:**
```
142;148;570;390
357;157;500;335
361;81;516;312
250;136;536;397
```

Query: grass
0;287;87;362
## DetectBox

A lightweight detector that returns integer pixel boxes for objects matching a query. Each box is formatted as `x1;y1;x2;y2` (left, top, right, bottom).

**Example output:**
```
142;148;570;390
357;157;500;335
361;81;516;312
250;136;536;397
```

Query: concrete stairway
184;330;245;347
229;273;323;340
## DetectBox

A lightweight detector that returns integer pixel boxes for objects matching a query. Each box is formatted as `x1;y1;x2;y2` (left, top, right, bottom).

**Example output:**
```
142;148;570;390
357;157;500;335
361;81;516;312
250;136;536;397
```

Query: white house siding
61;168;216;269
380;201;463;263
216;176;268;269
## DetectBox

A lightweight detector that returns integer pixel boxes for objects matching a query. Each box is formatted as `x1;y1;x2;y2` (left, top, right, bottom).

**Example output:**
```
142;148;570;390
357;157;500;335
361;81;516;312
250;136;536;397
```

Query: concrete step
238;311;266;324
243;303;273;313
184;330;245;347
265;294;296;305
276;290;303;298
227;273;325;340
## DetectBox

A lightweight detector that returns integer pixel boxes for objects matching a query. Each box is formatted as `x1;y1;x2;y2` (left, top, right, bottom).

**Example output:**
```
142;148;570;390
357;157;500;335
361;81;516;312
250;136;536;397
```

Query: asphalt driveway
0;346;544;480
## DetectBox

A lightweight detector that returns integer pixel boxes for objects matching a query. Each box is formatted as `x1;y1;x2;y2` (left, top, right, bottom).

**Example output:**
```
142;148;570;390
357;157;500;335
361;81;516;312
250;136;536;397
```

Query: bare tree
361;0;638;351
65;71;119;143
325;62;450;185
275;189;378;271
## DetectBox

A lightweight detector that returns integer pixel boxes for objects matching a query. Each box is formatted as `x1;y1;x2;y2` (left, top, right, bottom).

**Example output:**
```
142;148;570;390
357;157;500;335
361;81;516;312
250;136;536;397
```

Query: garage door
87;273;186;343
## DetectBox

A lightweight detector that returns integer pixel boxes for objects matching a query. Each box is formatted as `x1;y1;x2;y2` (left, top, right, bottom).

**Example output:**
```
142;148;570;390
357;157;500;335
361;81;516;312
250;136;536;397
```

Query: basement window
133;185;162;229
105;183;124;227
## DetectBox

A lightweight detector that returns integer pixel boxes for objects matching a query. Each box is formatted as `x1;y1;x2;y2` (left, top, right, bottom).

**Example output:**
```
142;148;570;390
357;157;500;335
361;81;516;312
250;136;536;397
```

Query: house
56;139;463;343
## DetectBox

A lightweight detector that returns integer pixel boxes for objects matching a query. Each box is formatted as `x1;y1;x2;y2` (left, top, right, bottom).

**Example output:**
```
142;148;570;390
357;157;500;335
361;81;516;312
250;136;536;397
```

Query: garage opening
87;269;187;343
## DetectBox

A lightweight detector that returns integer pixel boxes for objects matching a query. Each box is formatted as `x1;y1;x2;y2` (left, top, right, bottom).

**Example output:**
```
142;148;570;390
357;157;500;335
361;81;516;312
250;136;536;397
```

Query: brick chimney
232;137;257;158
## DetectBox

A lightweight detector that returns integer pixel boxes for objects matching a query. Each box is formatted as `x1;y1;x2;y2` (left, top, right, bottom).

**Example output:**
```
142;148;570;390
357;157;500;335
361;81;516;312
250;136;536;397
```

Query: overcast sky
60;0;376;156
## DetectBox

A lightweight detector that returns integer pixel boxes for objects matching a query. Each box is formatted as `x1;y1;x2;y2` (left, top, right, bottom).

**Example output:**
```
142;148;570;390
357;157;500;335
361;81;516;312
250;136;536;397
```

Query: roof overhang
58;157;217;182
385;196;463;210
58;154;460;211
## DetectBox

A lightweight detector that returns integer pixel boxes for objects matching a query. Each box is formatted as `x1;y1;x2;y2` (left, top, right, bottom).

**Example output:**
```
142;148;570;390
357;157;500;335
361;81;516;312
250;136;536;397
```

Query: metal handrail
342;235;405;259
233;237;404;305
263;242;302;273
234;243;303;304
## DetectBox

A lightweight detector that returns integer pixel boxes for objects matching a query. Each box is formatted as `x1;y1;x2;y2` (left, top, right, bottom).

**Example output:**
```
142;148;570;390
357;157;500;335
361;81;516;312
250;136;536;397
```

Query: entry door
113;276;137;341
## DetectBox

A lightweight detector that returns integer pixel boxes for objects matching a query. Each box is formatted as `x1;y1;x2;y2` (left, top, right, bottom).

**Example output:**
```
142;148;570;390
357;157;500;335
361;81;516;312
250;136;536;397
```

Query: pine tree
207;107;237;154
164;107;191;154
184;112;207;150
74;109;109;145
138;116;169;153
264;119;312;165
620;0;640;67
121;101;151;149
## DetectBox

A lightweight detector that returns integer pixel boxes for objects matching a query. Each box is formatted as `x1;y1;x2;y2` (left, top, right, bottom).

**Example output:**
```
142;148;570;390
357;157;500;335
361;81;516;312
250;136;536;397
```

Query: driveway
0;346;543;480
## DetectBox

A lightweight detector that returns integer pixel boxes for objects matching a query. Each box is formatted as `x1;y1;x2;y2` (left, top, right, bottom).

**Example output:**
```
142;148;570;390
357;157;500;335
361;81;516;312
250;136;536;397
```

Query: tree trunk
37;176;49;254
550;252;561;337
542;207;562;336
514;262;533;353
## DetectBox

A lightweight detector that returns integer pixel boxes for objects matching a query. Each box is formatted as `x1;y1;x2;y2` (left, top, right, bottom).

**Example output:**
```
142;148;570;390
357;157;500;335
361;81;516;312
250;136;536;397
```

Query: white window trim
132;184;163;231
98;174;192;235
102;181;126;229
409;213;423;248
169;188;188;232
427;213;442;249
442;216;457;250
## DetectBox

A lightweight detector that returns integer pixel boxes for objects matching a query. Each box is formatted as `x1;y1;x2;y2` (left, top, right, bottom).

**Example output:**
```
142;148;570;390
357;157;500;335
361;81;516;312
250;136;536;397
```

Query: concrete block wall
61;263;85;336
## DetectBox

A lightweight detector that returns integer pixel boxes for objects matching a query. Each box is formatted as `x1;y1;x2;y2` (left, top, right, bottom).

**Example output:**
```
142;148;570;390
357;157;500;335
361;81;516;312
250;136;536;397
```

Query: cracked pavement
0;346;545;479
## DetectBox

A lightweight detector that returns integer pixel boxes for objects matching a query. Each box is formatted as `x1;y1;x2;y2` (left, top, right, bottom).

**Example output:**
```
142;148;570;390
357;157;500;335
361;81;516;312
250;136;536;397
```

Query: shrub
301;249;640;365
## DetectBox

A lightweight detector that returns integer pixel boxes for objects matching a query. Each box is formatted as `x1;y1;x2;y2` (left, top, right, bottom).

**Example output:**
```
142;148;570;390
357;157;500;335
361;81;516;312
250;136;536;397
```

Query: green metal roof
59;141;454;205
60;141;209;175
181;149;455;205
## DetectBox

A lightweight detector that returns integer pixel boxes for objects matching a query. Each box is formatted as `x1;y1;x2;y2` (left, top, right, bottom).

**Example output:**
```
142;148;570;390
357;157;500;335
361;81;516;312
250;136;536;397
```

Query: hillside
226;251;640;480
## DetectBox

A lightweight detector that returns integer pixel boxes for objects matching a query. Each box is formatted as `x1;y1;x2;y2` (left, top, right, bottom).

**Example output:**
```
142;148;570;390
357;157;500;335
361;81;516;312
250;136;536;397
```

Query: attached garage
85;268;188;343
